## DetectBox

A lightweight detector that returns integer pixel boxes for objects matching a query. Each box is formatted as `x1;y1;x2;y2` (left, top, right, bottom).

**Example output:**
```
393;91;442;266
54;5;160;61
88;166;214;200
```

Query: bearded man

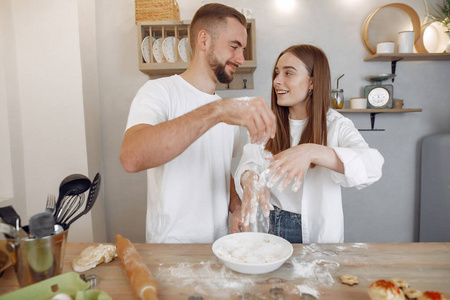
120;3;275;243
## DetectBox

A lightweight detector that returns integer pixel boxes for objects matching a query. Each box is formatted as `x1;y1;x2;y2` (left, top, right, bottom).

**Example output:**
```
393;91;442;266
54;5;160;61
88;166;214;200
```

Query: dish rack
137;20;257;90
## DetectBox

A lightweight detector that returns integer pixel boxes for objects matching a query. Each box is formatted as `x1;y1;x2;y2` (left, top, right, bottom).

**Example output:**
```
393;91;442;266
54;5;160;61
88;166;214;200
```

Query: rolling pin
115;234;159;300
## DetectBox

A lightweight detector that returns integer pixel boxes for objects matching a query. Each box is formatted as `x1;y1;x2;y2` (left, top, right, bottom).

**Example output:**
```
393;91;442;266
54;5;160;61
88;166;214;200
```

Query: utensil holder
7;229;68;287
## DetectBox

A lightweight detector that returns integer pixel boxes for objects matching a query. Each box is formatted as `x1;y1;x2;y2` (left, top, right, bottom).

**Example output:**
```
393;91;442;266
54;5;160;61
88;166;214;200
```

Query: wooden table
1;242;449;299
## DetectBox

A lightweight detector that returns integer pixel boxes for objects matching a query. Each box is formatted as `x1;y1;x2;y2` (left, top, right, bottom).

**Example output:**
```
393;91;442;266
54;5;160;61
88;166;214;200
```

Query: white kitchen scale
364;74;395;109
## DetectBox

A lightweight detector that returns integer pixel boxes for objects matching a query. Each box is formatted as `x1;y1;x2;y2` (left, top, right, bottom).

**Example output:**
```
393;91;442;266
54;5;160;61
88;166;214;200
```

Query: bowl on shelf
350;97;368;109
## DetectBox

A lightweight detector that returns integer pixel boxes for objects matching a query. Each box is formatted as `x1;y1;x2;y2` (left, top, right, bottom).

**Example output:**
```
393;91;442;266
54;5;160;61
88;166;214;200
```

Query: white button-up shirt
234;109;384;243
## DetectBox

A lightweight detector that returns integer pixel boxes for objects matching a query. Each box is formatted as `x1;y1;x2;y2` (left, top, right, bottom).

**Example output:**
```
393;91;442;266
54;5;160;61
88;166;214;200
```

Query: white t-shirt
126;75;243;243
234;109;384;243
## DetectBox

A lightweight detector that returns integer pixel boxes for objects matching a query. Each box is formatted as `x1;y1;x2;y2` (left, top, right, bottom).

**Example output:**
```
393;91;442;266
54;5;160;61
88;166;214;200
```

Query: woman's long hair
265;45;331;161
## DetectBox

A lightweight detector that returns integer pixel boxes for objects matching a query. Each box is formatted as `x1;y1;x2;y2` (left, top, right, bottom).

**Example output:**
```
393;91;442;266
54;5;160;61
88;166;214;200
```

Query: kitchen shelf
364;53;450;62
364;53;450;81
137;19;257;90
338;108;422;131
338;108;422;113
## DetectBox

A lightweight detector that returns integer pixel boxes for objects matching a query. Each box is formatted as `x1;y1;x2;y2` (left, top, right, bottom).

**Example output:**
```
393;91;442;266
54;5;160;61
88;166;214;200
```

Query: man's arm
120;97;275;173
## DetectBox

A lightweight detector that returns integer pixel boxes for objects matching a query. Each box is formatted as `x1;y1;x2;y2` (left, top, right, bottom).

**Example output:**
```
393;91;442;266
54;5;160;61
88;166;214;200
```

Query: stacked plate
141;36;190;63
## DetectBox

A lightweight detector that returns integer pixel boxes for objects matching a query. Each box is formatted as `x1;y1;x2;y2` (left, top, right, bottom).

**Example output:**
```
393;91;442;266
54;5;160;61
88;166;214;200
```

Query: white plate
212;232;293;275
178;37;189;62
162;37;179;63
141;36;156;63
422;22;449;53
152;38;164;63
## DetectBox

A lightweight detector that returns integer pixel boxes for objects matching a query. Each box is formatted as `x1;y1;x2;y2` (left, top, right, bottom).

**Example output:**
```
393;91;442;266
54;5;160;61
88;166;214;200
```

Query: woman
234;44;384;243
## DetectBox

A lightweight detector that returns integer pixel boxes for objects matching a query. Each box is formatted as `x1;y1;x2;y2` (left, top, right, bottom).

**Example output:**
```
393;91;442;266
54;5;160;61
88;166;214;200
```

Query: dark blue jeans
268;206;303;243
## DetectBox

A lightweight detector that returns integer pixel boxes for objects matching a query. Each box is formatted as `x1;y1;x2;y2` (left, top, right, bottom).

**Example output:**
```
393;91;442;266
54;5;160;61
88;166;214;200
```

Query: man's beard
207;47;235;84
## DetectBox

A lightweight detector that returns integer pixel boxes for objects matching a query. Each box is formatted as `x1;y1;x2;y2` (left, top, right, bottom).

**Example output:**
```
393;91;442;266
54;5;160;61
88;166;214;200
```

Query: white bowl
350;97;367;109
212;232;293;275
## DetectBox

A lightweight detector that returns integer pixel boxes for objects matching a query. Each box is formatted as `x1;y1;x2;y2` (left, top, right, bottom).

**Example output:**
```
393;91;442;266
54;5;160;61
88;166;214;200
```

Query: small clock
364;74;395;109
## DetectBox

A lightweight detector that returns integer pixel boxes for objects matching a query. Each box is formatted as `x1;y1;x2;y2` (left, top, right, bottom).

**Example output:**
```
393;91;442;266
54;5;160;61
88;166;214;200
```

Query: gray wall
98;0;450;243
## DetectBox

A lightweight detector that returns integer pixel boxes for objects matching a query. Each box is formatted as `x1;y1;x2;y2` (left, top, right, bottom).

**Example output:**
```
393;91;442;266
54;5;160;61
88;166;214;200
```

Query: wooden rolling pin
115;234;159;300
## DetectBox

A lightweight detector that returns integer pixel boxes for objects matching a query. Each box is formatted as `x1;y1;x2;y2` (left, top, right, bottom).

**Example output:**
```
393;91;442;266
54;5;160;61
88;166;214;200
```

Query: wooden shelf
364;53;450;62
337;108;422;131
137;19;257;90
338;108;422;113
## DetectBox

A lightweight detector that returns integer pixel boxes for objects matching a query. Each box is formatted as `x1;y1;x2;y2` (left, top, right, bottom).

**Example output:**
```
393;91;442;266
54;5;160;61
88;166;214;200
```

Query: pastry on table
339;274;359;286
368;280;405;300
389;278;410;289
403;288;423;300
72;244;117;272
417;291;449;300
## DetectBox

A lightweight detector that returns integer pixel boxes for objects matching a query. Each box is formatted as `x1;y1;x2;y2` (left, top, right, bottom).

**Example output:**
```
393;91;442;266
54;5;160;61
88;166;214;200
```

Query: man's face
207;18;247;84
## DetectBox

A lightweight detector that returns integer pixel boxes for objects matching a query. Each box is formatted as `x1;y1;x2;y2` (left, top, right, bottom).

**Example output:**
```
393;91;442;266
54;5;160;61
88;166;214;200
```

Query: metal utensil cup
7;229;68;287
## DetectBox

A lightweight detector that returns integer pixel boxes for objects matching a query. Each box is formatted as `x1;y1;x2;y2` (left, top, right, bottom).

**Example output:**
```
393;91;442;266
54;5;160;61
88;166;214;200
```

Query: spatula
64;173;101;230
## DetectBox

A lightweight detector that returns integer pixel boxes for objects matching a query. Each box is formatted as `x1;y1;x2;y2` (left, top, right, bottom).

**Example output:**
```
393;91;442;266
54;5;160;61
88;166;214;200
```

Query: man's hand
240;170;273;226
216;97;276;144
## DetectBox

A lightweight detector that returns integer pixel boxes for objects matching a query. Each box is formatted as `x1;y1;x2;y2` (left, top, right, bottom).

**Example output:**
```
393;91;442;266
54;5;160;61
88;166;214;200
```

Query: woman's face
273;52;313;117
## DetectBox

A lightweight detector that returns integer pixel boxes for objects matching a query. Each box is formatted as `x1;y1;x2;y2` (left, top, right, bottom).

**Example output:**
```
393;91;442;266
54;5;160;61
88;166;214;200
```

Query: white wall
1;0;100;242
2;0;449;243
0;0;14;202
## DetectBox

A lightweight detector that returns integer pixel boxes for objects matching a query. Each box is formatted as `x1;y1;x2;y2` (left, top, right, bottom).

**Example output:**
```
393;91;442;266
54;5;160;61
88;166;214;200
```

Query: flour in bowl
214;234;290;264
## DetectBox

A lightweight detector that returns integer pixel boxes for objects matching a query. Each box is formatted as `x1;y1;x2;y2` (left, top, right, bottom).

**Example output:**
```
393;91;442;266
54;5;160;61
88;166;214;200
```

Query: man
120;3;275;243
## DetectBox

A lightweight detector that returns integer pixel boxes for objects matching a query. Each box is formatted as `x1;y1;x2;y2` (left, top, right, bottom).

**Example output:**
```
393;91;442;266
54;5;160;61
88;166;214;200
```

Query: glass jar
331;89;344;109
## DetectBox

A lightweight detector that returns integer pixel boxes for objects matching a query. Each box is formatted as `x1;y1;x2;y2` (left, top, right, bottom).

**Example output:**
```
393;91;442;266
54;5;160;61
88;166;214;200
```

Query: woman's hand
265;144;316;192
265;143;344;192
230;205;252;233
240;170;273;226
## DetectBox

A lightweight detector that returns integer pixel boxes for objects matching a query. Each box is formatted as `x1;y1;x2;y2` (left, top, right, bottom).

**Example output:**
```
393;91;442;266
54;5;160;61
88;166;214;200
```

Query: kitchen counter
1;242;449;299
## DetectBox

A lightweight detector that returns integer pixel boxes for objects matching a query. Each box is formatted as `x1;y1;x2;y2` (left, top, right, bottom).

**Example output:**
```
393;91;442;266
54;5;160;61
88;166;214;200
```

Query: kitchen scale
364;74;395;109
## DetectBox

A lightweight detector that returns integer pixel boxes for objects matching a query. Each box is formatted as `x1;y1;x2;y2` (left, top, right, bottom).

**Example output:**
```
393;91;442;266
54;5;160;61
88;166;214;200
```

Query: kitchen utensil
364;74;395;109
152;38;164;63
29;211;55;238
212;232;293;274
141;36;156;63
178;37;189;62
162;36;179;62
46;194;56;214
376;41;395;53
54;174;91;222
0;206;27;239
0;223;19;240
8;229;68;287
56;193;85;225
64;173;101;229
350;97;367;109
53;224;64;235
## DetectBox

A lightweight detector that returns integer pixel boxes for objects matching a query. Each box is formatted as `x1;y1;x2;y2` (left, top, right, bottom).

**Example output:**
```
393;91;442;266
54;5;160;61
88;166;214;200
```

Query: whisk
55;192;85;225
